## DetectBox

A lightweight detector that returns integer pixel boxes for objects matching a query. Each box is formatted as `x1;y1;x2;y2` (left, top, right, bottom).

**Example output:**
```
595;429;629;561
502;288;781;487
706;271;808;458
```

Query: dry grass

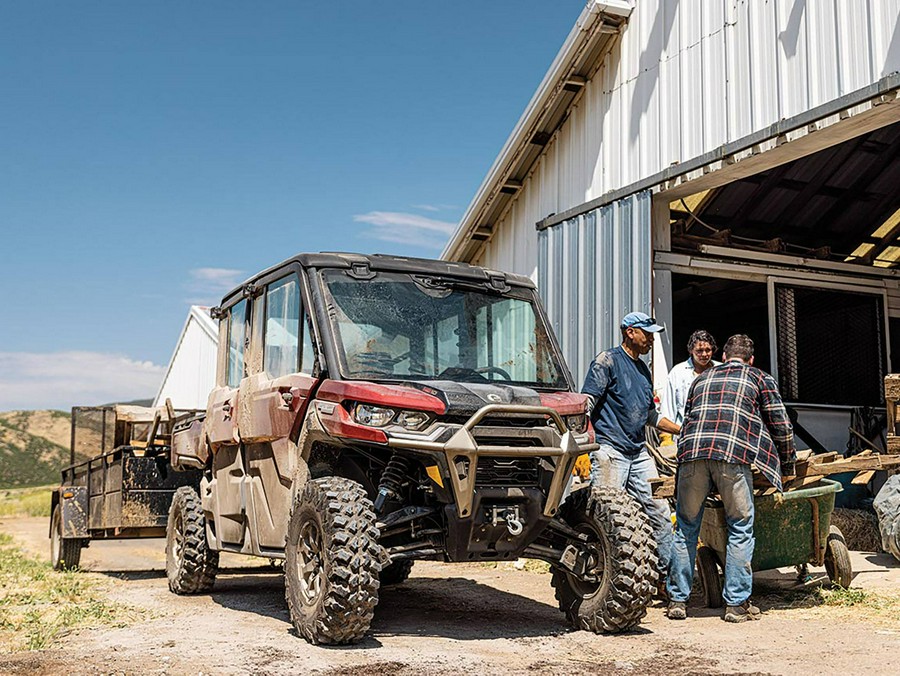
762;585;900;629
0;532;142;651
0;486;53;518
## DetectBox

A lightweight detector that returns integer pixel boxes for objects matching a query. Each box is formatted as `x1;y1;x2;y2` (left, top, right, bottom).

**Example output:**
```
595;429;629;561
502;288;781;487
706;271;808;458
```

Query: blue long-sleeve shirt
581;346;658;455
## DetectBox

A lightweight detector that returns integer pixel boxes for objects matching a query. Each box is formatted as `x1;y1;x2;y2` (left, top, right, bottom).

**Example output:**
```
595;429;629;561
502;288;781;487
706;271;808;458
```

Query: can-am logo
486;393;502;403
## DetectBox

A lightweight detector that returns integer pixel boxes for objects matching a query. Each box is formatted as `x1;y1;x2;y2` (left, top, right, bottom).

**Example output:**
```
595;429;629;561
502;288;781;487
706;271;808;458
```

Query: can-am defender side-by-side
54;252;657;645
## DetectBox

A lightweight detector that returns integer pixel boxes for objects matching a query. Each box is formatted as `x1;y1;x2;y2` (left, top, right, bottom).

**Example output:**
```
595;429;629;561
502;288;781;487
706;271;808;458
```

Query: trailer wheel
50;506;82;571
380;559;413;585
166;486;218;594
824;525;853;589
284;476;382;645
550;486;657;633
696;545;723;608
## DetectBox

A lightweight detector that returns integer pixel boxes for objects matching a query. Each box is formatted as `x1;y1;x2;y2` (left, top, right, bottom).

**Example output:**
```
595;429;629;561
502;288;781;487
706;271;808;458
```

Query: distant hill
0;410;76;488
99;398;154;407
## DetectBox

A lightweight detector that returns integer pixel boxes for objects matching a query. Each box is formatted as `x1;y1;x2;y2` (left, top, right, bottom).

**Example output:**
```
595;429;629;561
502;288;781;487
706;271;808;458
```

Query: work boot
724;600;761;623
666;601;687;620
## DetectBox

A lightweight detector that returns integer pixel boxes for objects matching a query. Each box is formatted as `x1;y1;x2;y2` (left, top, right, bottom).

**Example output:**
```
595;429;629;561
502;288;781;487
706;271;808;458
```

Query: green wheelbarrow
696;478;852;608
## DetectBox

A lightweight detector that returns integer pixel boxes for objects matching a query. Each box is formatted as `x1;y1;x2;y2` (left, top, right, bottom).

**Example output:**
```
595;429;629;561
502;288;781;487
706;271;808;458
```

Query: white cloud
185;267;245;305
353;211;457;250
0;352;166;412
412;204;458;213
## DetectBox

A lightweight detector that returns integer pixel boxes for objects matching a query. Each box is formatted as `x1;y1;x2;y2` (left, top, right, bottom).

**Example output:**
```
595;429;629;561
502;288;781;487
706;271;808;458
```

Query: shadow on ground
205;572;581;641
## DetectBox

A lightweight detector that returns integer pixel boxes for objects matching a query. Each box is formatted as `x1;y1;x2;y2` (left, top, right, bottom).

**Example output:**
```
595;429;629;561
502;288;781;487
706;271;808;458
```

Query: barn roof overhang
440;0;632;263
669;120;900;270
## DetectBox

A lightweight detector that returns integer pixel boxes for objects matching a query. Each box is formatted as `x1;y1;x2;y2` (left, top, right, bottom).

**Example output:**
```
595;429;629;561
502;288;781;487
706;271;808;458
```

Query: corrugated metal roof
444;0;900;275
441;0;633;263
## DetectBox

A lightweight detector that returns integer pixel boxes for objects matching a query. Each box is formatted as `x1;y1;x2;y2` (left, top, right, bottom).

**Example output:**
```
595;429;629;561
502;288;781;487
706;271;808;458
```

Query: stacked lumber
650;449;900;499
887;374;900;453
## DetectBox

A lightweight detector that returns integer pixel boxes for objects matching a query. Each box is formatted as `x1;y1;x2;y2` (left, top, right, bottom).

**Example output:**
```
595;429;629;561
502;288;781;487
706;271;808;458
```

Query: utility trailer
50;404;203;570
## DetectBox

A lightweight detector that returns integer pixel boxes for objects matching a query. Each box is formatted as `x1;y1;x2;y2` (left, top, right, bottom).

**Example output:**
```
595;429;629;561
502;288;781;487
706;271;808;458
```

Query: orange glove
573;453;592;479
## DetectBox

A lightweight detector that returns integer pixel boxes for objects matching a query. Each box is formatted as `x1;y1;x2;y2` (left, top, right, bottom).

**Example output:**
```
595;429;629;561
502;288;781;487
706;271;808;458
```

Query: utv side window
264;275;301;378
301;316;315;374
227;299;248;388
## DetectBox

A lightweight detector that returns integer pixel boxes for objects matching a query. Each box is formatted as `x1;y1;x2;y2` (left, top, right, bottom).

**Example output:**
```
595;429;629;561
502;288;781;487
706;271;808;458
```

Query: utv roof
219;252;536;307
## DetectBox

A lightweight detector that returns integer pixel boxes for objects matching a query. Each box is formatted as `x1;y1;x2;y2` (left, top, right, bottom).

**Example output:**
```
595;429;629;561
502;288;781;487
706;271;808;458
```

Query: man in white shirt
659;330;720;430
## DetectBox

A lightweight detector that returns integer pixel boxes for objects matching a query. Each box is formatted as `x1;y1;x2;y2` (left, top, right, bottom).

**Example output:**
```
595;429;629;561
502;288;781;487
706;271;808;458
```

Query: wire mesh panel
72;407;115;463
774;285;886;405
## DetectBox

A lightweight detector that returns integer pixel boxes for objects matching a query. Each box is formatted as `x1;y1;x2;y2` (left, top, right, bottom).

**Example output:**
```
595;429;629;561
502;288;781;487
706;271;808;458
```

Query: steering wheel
475;366;512;381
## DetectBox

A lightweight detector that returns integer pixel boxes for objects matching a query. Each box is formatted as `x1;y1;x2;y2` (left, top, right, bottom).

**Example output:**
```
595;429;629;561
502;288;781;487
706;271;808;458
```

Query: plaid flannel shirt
677;360;796;491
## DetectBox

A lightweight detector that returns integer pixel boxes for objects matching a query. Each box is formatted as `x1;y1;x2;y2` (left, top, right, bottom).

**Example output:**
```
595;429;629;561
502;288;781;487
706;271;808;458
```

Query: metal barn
443;0;900;454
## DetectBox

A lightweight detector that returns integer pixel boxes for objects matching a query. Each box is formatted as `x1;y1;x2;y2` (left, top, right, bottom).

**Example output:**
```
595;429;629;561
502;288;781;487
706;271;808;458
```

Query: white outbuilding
153;306;218;410
444;0;900;453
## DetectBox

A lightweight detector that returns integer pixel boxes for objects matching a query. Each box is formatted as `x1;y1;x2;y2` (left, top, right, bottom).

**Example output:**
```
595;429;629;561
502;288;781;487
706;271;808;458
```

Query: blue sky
0;1;585;410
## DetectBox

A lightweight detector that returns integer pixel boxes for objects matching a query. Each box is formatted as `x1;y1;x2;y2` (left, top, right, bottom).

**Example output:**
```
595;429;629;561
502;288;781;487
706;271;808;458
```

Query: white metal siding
473;0;900;276
154;313;218;410
537;191;653;383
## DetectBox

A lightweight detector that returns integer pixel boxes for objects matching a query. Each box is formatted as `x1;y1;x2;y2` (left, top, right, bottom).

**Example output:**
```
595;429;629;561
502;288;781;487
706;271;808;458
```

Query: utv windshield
319;270;567;388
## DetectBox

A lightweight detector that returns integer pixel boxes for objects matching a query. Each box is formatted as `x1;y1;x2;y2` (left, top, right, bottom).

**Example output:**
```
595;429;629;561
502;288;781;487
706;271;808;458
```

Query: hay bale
831;508;882;552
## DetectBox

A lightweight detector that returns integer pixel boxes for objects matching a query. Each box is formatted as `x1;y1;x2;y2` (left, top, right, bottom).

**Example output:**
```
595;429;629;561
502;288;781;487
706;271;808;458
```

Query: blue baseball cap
621;311;665;333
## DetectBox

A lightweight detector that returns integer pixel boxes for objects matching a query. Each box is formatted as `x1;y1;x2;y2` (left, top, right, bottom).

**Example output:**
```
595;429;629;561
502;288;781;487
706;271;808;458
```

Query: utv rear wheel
50;506;82;571
166;486;218;594
285;476;382;645
380;559;414;585
550;486;656;633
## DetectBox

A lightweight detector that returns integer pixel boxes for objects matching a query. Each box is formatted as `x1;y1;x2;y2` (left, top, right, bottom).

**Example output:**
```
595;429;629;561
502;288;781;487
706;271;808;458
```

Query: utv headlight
564;414;587;432
354;403;395;427
396;410;431;431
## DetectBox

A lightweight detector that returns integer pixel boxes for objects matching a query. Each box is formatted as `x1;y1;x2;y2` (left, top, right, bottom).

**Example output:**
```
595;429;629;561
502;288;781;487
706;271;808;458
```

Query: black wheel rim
566;522;608;598
294;520;324;606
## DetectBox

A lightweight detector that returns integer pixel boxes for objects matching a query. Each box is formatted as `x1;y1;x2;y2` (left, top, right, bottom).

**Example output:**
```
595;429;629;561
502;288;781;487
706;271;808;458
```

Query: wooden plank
885;374;900;401
851;470;876;486
783;475;825;490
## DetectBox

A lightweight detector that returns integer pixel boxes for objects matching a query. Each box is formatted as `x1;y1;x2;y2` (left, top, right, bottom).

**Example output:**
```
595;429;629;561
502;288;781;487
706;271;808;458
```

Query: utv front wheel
550;486;657;633
166;486;218;594
50;506;82;571
284;476;382;645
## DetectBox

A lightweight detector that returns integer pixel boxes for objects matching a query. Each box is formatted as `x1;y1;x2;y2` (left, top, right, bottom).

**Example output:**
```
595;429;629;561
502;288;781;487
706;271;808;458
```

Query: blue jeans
590;444;673;577
667;460;755;606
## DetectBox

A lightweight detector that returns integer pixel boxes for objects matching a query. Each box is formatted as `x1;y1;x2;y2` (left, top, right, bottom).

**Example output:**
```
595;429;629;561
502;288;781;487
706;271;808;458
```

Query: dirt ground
2;516;899;675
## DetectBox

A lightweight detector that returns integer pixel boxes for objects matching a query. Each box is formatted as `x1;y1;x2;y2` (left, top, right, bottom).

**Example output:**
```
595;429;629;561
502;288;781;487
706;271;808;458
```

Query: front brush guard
386;403;597;519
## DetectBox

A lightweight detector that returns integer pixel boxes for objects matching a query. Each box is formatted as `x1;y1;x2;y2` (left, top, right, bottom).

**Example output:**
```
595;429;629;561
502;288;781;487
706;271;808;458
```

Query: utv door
238;272;320;551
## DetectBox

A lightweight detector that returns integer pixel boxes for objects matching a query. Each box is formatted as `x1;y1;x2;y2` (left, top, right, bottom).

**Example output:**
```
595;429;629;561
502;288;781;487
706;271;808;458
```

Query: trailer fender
57;486;89;538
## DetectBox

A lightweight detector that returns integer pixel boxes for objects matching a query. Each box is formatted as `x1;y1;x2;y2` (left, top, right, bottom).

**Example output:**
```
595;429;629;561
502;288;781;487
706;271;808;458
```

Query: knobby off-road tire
380;559;414;585
50;505;82;571
824;525;853;589
696;545;724;608
551;486;657;633
166;486;219;594
284;476;383;645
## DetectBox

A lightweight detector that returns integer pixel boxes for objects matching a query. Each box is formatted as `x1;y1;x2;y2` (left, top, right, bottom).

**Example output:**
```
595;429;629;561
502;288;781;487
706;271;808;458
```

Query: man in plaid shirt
666;334;796;623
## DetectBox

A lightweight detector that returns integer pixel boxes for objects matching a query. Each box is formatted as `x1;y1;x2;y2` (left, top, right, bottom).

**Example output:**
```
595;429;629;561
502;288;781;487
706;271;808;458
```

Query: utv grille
475;457;541;487
444;415;549;428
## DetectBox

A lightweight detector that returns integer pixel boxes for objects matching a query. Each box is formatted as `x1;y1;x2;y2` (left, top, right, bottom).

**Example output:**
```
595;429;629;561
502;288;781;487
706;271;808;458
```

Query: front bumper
386;403;598;519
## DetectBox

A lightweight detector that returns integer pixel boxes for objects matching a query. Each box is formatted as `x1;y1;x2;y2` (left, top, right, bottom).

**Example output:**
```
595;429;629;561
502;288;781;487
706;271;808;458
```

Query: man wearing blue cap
581;311;681;590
